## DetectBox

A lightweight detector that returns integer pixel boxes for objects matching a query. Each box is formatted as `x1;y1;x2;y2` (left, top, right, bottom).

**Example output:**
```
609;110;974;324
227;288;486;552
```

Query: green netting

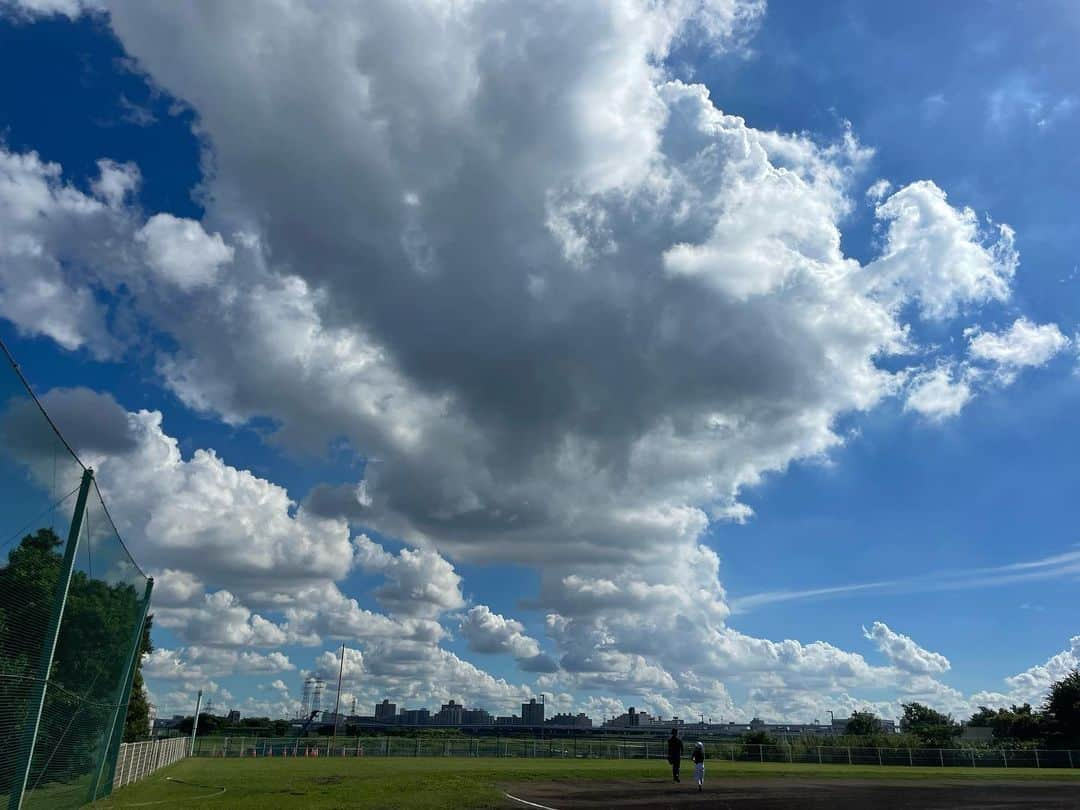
0;345;150;809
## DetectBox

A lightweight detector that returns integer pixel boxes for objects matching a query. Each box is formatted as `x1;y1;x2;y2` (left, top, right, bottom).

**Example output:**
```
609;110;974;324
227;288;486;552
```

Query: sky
0;0;1078;726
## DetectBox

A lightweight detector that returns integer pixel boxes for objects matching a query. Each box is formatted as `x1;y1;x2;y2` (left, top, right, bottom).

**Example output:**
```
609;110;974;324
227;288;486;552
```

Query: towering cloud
0;0;1071;719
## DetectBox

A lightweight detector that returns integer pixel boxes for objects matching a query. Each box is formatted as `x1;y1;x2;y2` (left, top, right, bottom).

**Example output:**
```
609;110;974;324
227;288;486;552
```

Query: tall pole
91;575;155;803
10;468;93;810
331;644;345;754
190;690;203;756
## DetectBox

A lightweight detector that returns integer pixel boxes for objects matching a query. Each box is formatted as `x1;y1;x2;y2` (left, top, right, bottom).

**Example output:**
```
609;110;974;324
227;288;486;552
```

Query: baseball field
91;757;1080;809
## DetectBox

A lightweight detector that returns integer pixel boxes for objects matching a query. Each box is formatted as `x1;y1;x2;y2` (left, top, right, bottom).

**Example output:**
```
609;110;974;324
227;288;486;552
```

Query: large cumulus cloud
0;0;1072;719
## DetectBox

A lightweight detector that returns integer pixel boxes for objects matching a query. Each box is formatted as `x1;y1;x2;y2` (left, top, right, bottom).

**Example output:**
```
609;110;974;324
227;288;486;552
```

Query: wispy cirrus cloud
731;547;1080;613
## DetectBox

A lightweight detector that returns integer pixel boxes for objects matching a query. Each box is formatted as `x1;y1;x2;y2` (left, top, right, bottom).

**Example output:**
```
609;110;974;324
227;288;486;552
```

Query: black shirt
692;747;704;763
667;736;684;760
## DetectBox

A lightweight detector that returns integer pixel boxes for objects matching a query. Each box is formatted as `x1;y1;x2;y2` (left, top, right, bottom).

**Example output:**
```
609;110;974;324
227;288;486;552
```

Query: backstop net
0;343;152;809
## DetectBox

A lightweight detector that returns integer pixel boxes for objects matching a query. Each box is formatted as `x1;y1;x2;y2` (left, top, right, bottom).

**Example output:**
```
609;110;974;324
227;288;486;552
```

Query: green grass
93;757;1080;809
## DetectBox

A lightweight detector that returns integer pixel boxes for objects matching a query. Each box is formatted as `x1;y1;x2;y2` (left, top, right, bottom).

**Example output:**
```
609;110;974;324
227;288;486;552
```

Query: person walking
666;728;684;782
692;741;705;792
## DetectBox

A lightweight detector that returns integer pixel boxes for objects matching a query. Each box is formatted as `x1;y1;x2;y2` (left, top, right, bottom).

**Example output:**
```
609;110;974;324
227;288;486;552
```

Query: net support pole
190;690;203;756
90;575;154;802
9;468;93;810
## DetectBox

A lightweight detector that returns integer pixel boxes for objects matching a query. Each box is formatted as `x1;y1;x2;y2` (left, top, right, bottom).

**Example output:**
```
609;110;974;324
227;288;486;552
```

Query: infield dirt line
504;792;561;810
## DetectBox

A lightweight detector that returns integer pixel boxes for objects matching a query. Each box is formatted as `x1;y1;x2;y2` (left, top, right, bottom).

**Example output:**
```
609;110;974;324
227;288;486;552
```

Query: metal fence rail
113;738;187;791
188;736;1079;769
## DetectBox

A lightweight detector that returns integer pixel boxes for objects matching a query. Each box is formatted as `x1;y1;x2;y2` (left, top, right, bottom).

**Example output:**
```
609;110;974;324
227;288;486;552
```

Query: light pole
331;644;345;754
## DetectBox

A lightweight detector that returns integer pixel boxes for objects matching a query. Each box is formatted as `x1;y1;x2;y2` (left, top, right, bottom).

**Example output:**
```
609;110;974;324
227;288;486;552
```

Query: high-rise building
227;710;241;724
375;699;397;723
521;698;544;726
434;700;464;725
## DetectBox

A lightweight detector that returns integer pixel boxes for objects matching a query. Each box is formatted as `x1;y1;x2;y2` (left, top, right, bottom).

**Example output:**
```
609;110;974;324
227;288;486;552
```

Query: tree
845;710;880;737
901;702;959;748
1043;668;1080;744
124;615;155;741
0;528;147;790
739;730;776;746
968;704;1044;741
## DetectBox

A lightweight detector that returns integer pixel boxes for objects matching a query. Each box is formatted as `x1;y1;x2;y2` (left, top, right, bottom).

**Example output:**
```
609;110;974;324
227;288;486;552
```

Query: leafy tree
901;702;959;748
739;730;777;746
968;704;1044;741
1043;668;1080;744
0;528;147;793
845;710;880;737
124;615;154;741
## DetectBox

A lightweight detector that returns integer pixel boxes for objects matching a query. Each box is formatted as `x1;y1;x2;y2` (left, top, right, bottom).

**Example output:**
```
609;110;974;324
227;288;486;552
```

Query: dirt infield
504;777;1080;809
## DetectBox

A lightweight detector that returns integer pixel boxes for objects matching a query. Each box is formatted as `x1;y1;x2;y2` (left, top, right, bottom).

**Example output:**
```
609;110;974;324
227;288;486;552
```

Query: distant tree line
739;673;1080;750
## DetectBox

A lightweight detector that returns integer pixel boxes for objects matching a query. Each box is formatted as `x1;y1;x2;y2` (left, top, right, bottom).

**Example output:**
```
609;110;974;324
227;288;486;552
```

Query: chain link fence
187;736;1079;769
0;342;153;809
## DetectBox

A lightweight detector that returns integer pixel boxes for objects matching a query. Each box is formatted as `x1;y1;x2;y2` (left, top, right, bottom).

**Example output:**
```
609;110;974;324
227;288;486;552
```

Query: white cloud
863;621;950;675
865;178;892;202
968;317;1070;380
459;605;555;672
142;646;295;680
0;149;117;355
904;364;975;421
91;159;140;207
869;180;1017;320
136;213;234;290
354;535;464;619
0;0;1068;721
1002;636;1080;703
156;590;289;647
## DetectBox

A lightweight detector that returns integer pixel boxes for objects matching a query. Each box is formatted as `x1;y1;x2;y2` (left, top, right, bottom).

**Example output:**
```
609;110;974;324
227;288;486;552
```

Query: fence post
877;748;882;766
759;744;763;763
847;747;852;766
788;744;793;764
938;749;943;767
1034;749;1040;769
817;746;822;765
90;575;155;802
908;748;912;767
970;749;975;768
8;467;94;810
1068;750;1074;769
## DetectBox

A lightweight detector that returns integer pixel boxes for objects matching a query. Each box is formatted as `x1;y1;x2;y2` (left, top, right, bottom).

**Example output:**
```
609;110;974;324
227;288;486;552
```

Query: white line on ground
504;792;561;810
114;777;227;806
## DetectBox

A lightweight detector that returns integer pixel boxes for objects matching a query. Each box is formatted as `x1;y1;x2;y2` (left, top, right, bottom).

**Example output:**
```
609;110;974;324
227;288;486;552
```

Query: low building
960;725;994;744
227;710;241;724
462;708;492;725
547;713;592;728
495;715;520;726
399;708;430;726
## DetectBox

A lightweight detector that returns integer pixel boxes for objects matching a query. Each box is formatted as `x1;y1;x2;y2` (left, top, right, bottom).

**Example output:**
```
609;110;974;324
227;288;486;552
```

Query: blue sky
0;0;1077;724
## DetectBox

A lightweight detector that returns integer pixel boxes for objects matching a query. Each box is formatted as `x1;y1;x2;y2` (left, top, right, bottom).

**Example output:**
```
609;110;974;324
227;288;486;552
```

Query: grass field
92;757;1080;809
